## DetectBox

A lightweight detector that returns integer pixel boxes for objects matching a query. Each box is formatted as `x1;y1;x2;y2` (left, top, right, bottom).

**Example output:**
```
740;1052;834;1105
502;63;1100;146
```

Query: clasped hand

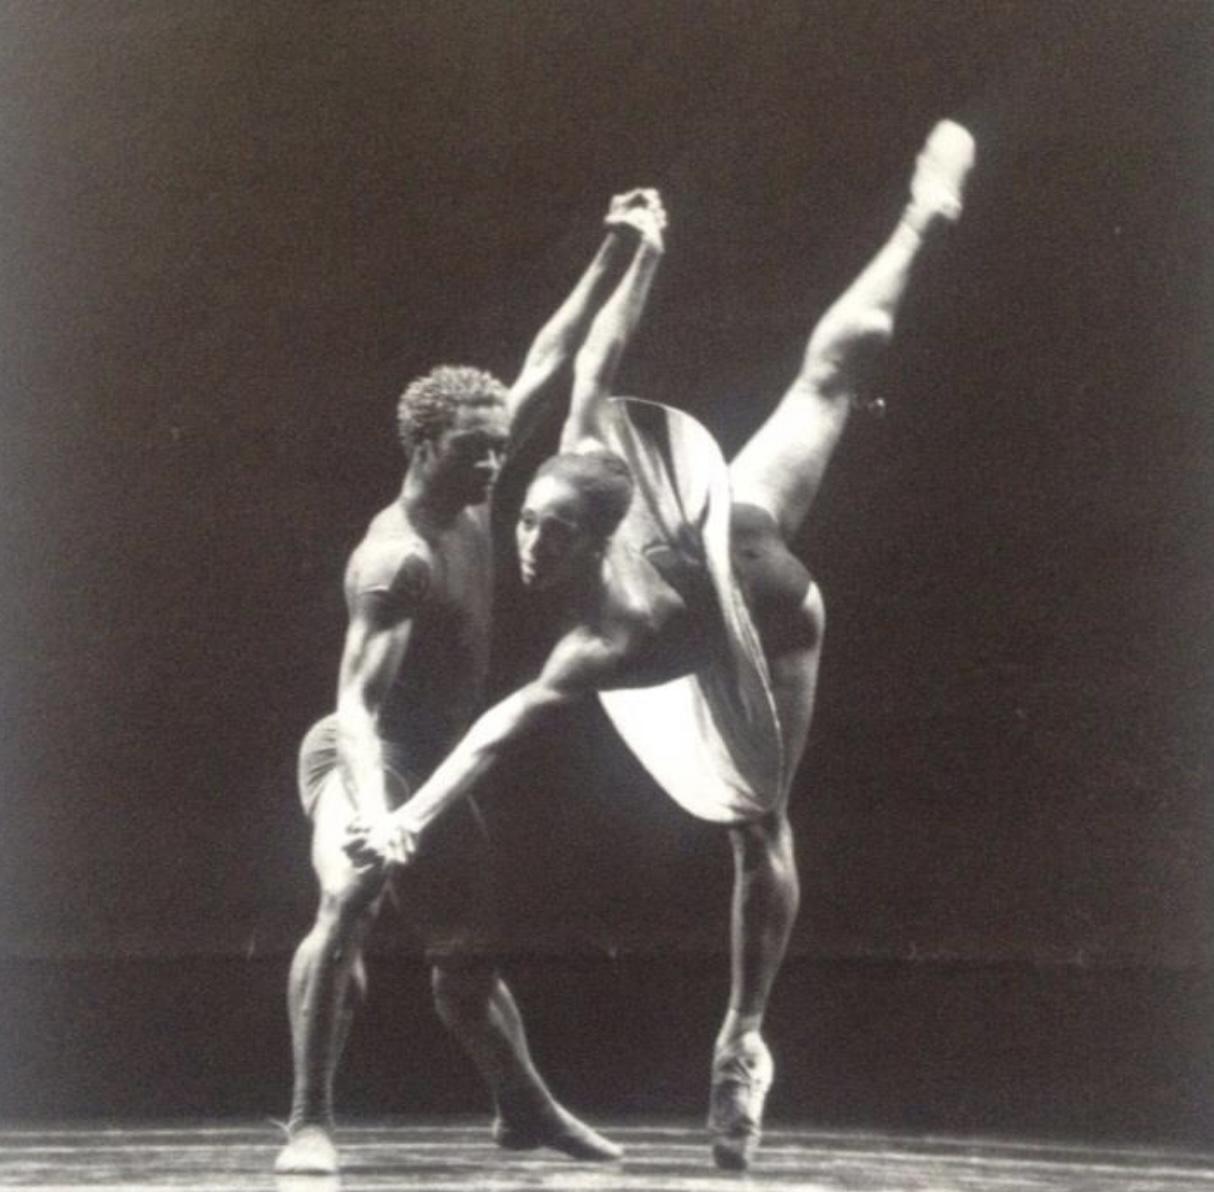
605;187;667;252
343;811;419;869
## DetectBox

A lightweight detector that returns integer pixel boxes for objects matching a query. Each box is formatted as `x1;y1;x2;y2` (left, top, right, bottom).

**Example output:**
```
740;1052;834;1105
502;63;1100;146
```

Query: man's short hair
396;365;509;456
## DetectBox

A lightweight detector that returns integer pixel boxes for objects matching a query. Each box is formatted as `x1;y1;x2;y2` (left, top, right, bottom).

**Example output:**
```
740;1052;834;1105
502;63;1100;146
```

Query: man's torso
345;502;493;772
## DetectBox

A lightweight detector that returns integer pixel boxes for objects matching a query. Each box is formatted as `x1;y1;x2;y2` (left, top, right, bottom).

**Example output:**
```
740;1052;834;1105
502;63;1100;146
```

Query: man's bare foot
708;1032;774;1171
275;1176;340;1192
274;1124;339;1175
493;1103;623;1162
909;120;976;227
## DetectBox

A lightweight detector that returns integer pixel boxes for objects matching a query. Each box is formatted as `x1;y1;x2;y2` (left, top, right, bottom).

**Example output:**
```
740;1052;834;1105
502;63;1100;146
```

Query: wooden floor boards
1;1122;1212;1190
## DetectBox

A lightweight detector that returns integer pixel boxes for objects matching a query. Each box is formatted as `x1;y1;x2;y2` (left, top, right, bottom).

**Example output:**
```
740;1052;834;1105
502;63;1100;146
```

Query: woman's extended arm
343;626;627;867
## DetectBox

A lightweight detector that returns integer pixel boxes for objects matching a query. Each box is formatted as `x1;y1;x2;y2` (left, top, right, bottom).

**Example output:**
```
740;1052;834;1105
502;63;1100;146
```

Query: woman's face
516;473;601;591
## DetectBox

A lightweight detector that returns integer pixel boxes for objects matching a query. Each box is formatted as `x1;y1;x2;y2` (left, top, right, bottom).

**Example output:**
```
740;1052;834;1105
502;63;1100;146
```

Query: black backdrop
2;0;1214;1131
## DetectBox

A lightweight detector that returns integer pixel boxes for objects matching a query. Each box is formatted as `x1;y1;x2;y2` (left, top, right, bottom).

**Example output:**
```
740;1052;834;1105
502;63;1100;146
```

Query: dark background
2;0;1213;1144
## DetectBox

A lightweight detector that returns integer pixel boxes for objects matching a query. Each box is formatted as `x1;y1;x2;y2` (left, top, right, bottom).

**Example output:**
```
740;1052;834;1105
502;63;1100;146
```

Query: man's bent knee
310;866;385;936
431;959;498;1028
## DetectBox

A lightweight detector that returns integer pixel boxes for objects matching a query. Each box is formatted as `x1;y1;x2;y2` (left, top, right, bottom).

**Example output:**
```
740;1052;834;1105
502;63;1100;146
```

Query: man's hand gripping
343;810;420;870
605;187;667;254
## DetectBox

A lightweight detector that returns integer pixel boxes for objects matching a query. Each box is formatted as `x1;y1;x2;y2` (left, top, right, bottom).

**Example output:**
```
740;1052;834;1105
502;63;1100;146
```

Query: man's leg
277;775;385;1176
729;120;975;540
431;959;623;1161
419;798;621;1162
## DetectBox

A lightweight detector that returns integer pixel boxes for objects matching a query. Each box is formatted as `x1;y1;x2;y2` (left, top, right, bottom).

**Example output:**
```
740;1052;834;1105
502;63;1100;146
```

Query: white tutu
596;399;786;823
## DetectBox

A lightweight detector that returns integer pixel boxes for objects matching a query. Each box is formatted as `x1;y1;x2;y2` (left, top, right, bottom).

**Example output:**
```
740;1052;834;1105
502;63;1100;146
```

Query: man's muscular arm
334;553;430;821
508;190;660;423
344;626;628;867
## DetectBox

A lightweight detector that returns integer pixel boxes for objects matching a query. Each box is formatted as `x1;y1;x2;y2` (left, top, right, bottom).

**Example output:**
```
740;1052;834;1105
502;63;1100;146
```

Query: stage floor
1;1122;1213;1191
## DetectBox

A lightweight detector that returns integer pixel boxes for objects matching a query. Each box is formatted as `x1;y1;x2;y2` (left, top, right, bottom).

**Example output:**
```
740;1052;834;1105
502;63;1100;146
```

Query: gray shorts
298;715;498;961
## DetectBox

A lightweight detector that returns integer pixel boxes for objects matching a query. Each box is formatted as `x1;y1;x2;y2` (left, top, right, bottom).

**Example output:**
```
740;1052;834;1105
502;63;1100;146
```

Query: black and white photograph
1;2;1213;1188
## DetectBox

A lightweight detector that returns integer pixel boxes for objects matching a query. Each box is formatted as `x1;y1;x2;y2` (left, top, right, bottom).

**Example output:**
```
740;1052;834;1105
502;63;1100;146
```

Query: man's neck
399;470;466;539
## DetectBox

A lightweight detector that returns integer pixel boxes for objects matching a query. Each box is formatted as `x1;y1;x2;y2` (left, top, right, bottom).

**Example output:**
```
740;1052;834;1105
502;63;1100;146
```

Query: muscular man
348;122;976;1170
276;193;665;1175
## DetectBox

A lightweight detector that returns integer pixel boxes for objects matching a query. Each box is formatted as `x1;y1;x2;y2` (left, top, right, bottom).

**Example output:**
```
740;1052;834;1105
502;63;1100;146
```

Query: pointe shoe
274;1124;339;1175
708;1033;774;1171
493;1103;623;1162
910;119;976;224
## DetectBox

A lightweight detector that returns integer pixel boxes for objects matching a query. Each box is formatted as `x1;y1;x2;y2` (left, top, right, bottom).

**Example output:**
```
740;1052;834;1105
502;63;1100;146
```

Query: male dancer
277;191;666;1175
348;122;976;1170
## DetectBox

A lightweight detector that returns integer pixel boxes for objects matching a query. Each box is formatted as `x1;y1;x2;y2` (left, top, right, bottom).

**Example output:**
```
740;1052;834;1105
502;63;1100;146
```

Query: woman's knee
804;307;895;395
730;810;791;860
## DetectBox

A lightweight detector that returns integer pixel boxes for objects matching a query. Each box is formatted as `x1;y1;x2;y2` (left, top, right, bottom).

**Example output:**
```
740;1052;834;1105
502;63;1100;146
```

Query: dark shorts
298;715;498;962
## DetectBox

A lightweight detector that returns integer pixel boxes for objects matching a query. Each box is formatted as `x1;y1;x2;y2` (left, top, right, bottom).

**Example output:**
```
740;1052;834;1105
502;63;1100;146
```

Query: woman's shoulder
538;616;634;696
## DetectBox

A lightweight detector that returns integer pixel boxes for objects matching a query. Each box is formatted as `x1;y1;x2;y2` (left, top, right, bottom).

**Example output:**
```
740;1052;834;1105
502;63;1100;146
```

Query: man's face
516;473;601;591
430;405;509;507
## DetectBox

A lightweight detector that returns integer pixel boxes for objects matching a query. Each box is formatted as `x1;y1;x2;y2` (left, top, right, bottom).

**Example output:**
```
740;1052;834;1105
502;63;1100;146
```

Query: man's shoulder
346;528;437;615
